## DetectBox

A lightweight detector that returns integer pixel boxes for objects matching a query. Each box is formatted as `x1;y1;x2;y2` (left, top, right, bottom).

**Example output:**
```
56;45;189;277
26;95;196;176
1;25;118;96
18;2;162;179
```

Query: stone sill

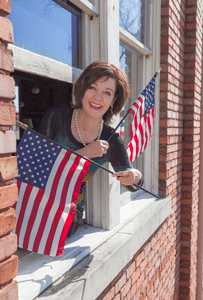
31;195;171;300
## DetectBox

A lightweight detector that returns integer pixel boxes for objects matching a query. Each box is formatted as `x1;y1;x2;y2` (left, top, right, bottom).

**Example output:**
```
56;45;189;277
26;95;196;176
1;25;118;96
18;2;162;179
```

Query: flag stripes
14;130;90;257
126;74;156;162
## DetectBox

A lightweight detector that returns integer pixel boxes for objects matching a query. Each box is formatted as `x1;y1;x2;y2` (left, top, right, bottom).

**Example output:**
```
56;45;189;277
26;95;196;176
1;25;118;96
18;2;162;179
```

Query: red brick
103;287;115;300
0;280;18;300
126;261;135;279
0;17;13;43
0;255;18;285
114;273;127;295
0;131;16;154
0;207;16;236
0;45;14;73
0;102;16;125
131;267;141;286
113;294;120;300
120;279;131;300
0;76;15;100
0;156;18;181
0;232;17;261
0;184;18;209
135;251;144;266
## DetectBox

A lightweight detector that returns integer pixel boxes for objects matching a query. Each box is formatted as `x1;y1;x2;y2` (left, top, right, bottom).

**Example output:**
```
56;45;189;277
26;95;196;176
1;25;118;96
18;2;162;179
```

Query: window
9;0;161;298
8;0;82;68
119;0;152;48
119;43;144;197
118;0;159;206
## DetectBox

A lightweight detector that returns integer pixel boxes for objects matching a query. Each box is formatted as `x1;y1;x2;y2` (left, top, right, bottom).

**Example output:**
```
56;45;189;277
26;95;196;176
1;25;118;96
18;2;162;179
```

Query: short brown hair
73;61;130;123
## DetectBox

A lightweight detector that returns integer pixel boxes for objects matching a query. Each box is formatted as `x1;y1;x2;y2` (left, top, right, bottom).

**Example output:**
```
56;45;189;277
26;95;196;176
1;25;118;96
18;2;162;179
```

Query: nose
95;91;103;100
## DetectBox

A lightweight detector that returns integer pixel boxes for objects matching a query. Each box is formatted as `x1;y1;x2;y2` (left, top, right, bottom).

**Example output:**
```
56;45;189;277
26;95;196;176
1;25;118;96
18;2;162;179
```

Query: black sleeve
109;132;133;172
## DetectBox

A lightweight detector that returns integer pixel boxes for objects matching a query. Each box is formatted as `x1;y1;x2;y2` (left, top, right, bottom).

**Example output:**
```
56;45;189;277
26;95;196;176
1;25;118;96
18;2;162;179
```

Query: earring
110;106;113;115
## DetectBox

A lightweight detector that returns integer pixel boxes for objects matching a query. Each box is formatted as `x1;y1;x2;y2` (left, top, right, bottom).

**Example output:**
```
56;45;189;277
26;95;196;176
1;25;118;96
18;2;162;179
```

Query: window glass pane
8;0;81;68
119;42;144;194
119;0;150;48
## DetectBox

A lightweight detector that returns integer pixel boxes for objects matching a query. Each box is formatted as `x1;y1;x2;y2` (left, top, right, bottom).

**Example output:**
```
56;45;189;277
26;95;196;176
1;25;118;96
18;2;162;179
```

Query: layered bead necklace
75;108;104;147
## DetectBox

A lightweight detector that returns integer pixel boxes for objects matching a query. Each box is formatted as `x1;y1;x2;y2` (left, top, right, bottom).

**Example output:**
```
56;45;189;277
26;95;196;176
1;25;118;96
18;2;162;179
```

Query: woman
40;61;143;236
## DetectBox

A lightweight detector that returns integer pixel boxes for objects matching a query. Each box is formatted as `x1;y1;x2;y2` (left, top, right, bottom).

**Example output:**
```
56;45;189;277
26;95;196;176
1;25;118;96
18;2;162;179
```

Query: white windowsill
15;194;171;300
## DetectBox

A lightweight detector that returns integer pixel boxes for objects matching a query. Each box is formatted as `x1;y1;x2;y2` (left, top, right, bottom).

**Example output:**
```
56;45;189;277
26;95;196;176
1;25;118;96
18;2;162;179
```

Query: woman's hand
76;140;109;159
112;168;142;187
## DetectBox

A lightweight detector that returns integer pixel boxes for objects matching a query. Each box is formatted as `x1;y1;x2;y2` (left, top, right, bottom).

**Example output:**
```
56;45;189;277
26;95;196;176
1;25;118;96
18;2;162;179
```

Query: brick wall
0;1;18;299
97;0;203;299
96;223;177;300
181;1;202;298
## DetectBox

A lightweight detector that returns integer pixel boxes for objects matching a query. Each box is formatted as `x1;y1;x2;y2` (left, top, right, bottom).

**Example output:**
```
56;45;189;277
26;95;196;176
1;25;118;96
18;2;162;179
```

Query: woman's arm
109;132;143;190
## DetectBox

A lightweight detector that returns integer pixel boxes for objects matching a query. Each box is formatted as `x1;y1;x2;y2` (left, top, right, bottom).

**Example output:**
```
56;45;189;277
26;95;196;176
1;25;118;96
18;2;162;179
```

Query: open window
8;0;161;299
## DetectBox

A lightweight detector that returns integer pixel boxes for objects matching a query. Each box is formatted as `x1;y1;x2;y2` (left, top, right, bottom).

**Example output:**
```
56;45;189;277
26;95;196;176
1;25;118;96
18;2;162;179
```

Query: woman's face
81;76;116;121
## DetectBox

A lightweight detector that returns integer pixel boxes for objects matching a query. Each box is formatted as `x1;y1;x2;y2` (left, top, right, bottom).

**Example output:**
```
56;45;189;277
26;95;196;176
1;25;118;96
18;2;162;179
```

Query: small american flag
126;75;156;162
13;130;90;257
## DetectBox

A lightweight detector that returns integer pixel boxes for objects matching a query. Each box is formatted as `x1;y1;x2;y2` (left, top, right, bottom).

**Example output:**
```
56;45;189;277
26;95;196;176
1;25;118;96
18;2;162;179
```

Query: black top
40;106;138;210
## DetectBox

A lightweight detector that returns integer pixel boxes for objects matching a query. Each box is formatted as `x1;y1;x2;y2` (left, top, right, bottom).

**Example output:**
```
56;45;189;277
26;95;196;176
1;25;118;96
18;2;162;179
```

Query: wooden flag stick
16;120;160;199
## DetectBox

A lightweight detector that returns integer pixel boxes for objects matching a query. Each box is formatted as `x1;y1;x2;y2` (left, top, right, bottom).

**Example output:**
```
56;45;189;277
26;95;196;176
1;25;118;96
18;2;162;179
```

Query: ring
122;171;128;175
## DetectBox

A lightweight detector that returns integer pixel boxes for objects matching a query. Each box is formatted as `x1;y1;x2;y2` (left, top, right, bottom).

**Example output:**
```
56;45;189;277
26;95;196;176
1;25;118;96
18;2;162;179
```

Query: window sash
69;0;99;15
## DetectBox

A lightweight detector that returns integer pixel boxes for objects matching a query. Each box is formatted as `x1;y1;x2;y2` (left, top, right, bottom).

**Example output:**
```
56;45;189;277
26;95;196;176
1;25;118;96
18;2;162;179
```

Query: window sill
15;195;171;300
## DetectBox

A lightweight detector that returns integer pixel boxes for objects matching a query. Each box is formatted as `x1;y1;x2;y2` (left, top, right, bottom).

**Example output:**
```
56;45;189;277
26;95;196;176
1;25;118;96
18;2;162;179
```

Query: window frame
117;0;161;207
10;0;161;298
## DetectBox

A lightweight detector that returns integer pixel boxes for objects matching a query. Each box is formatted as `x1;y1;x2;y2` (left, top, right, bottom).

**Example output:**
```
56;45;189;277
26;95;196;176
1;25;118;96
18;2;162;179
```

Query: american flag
13;130;90;257
126;75;156;162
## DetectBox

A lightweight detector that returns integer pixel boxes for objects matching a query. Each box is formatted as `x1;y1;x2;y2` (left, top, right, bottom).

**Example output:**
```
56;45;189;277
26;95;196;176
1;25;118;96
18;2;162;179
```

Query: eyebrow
92;83;114;92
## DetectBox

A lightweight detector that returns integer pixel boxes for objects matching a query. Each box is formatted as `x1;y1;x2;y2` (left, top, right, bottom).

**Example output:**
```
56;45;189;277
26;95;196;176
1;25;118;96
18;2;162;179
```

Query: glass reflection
119;0;148;46
8;0;81;68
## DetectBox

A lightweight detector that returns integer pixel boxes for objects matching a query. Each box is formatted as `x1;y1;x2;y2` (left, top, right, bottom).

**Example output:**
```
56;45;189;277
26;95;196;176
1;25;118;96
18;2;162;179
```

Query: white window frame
117;0;160;206
9;0;162;299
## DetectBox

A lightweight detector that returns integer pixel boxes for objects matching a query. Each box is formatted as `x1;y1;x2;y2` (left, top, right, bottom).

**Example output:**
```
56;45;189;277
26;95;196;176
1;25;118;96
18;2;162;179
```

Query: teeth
90;102;101;108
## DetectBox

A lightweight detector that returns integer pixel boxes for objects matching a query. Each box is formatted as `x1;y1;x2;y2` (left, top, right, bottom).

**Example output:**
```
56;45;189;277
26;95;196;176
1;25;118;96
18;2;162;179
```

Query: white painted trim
69;0;99;15
8;45;83;84
119;27;152;56
15;194;171;300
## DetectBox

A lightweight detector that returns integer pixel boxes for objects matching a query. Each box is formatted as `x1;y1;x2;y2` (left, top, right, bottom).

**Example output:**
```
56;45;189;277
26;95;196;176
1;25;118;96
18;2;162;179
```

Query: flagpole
16;120;160;199
107;68;161;143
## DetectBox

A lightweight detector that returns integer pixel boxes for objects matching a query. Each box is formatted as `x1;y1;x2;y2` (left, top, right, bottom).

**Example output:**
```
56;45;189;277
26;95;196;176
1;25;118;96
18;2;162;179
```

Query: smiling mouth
89;102;102;109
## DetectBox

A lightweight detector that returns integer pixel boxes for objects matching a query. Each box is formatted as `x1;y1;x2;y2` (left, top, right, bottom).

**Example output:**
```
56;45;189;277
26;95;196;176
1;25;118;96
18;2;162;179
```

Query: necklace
75;108;104;147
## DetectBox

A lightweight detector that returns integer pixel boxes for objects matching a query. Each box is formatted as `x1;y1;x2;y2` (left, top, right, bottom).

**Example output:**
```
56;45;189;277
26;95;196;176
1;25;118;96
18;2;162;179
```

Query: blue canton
141;76;156;116
15;130;61;190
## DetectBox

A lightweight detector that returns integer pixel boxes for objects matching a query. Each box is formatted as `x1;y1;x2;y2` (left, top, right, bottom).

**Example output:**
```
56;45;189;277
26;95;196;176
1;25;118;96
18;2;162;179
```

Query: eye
105;91;111;96
89;85;96;90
